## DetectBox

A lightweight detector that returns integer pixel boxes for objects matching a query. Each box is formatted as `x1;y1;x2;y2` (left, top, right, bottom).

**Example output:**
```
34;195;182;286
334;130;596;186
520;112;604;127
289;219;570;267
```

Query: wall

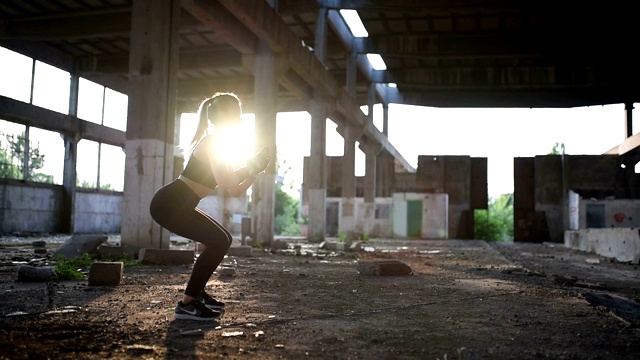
568;192;640;229
0;182;62;233
74;190;122;233
326;197;393;238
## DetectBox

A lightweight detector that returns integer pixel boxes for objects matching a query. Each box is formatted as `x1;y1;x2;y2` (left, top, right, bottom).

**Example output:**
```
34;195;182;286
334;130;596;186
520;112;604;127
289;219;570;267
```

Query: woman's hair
189;92;241;153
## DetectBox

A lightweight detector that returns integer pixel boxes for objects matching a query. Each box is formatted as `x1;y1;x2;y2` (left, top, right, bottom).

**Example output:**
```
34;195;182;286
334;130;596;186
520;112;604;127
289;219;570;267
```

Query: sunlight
366;54;387;70
339;9;368;37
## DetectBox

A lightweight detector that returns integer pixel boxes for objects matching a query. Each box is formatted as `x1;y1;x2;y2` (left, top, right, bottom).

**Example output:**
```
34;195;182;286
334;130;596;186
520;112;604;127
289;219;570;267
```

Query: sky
1;44;638;199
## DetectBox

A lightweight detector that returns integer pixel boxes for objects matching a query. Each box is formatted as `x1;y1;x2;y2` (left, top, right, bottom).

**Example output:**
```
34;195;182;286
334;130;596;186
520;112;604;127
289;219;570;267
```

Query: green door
407;200;422;238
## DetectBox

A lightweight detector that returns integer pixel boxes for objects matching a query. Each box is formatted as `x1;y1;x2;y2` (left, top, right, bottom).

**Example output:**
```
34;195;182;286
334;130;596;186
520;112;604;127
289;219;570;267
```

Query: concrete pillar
625;102;634;138
346;51;357;97
60;74;80;233
367;83;375;124
308;96;329;242
314;7;328;65
251;42;278;247
121;0;180;249
382;102;389;137
339;125;358;238
363;142;378;235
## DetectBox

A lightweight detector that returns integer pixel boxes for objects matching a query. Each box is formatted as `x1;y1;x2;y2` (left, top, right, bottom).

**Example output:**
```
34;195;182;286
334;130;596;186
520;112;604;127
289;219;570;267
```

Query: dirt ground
1;235;639;360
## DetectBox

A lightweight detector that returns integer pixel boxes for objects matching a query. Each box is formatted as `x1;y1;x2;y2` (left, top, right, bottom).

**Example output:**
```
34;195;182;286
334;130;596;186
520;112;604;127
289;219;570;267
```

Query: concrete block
138;248;194;265
97;245;135;260
16;265;57;282
271;239;289;250
356;260;413;276
217;267;236;276
226;245;252;257
88;262;123;286
564;228;640;263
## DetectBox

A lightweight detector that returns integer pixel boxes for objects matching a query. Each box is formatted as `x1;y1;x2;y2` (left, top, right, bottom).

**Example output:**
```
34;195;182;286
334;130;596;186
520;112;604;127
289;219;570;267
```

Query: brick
226;245;252;257
356;260;413;276
271;239;289;250
88;262;123;286
138;248;194;265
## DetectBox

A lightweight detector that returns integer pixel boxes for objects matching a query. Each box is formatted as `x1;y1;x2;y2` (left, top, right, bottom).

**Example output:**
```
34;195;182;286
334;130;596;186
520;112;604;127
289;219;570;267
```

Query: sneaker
198;291;225;310
174;300;221;321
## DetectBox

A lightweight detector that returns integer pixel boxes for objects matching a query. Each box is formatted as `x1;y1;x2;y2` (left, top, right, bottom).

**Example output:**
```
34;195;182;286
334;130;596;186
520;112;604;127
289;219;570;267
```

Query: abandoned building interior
2;1;640;359
0;0;639;258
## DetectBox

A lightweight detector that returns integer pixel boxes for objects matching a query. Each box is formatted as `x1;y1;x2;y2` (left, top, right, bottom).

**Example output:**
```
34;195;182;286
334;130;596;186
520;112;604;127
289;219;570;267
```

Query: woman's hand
247;147;271;175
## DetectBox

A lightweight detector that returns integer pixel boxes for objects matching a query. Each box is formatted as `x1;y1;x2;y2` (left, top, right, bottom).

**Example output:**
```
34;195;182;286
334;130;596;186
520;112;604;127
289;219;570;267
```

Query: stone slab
565;228;640;263
226;245;253;257
88;262;123;286
356;260;413;276
53;235;108;259
138;249;194;265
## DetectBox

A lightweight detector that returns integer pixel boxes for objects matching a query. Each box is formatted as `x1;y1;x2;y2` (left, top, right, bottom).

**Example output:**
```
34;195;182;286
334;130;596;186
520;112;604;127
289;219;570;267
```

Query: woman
150;92;270;321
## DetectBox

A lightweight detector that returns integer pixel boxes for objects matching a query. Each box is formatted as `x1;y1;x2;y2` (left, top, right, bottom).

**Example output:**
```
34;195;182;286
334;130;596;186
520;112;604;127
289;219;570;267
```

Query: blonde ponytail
189;97;214;153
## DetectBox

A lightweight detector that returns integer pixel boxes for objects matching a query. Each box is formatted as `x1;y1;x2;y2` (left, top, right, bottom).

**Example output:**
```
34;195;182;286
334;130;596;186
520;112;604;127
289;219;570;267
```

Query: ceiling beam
77;47;244;74
316;0;555;12
182;0;257;55
0;9;202;40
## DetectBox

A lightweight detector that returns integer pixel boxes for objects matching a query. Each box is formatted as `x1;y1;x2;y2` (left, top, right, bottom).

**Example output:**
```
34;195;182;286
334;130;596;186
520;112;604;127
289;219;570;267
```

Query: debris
180;329;203;336
53;235;108;259
254;330;265;338
217;267;236;276
221;331;244;337
585;258;600;264
16;265;57;282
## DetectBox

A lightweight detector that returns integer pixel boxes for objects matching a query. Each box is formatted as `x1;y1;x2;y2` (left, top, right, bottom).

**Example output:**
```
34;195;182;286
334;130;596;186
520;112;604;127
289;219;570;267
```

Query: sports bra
181;153;218;189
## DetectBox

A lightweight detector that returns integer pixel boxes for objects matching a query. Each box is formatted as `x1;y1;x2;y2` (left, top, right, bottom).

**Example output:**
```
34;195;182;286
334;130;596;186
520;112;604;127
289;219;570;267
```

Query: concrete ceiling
1;0;638;111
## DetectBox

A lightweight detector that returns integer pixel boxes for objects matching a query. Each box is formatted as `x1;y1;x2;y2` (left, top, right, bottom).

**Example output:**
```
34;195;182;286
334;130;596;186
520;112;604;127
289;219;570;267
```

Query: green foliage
54;252;135;280
474;193;514;242
0;131;53;183
274;184;301;235
550;142;566;155
54;253;94;280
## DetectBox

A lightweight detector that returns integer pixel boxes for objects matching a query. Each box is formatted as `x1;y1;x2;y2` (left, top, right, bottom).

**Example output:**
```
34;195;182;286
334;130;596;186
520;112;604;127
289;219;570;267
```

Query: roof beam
182;0;257;54
77;47;244;74
352;33;606;59
0;9;201;40
317;0;551;12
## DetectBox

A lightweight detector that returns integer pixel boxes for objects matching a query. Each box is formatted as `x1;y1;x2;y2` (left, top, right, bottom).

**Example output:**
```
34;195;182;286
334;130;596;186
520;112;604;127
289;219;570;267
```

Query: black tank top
181;154;218;189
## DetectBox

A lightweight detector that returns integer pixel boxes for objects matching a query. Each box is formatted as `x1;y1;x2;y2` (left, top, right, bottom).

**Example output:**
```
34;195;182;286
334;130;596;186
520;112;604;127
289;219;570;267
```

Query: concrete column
61;132;79;233
367;83;375;124
625;102;634;138
308;96;328;242
339;125;358;238
363;142;378;235
251;42;278;247
382;102;389;137
121;0;180;249
61;73;80;233
346;51;357;97
314;7;328;65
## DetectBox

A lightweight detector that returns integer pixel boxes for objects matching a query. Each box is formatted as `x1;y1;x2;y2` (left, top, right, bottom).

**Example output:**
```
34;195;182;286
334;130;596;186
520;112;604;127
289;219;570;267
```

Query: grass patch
53;253;136;280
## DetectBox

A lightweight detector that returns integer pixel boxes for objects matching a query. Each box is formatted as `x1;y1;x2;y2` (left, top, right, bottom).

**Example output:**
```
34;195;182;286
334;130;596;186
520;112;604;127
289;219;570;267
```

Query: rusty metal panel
471;157;488;209
514;157;534;210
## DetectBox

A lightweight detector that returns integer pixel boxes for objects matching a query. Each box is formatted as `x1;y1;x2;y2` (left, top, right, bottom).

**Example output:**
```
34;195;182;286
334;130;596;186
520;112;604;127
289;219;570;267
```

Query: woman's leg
162;208;232;301
149;180;232;304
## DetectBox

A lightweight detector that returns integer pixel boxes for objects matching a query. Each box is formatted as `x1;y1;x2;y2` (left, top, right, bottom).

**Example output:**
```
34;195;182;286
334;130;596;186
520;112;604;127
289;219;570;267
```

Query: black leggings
149;179;232;298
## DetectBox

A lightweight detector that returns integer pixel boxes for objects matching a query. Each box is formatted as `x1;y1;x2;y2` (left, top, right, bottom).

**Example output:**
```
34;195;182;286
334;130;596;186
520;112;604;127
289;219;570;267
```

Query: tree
0;131;53;183
474;193;513;242
550;142;566;155
274;186;300;235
